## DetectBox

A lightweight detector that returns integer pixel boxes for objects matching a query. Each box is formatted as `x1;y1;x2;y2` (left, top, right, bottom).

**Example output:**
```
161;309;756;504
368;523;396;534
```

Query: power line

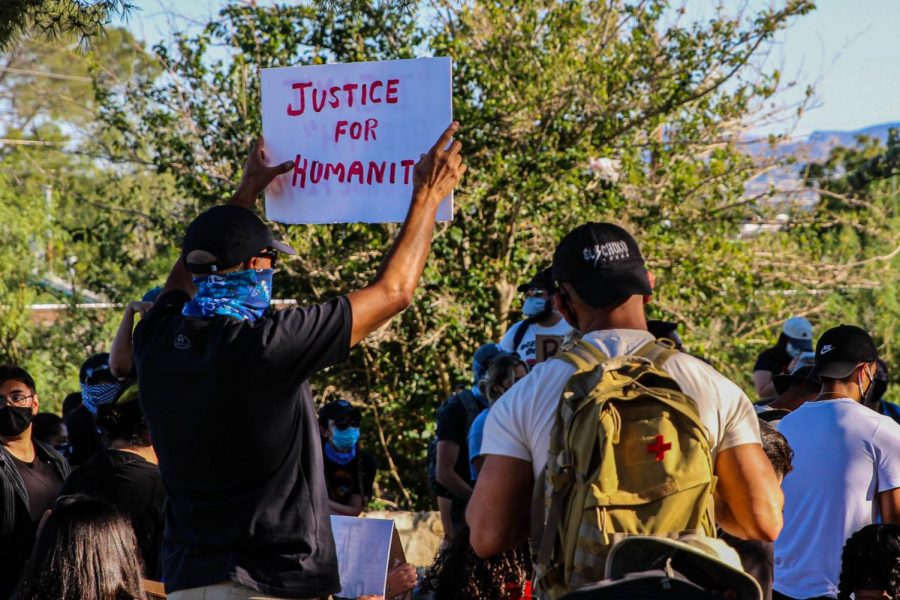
0;66;92;83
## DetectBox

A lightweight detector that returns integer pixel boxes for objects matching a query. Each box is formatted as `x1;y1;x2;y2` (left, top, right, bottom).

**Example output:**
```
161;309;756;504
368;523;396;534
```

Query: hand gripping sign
260;57;453;224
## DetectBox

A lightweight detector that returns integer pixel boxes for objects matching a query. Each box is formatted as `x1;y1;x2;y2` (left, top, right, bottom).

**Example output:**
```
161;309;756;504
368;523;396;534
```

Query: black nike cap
811;324;878;379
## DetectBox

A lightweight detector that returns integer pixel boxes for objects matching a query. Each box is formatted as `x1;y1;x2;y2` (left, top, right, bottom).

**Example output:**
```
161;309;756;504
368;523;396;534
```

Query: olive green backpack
535;339;717;599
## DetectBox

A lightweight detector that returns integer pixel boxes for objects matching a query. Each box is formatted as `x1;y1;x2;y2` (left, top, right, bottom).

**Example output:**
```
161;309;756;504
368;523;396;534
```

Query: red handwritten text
287;79;400;116
334;119;379;142
292;154;416;188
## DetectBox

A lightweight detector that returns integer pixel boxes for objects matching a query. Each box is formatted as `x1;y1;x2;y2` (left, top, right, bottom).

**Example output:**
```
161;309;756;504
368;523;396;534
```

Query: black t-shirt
60;449;165;579
0;443;68;598
133;289;351;597
435;390;486;497
434;390;487;531
11;453;63;522
753;347;790;375
322;447;376;506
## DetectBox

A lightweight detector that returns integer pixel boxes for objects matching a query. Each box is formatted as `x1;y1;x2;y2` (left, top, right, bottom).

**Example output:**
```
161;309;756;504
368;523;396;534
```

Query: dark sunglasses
333;418;361;431
255;248;279;269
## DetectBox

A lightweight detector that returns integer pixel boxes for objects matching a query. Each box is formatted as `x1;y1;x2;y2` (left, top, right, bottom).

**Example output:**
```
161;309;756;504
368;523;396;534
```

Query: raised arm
109;301;152;378
160;137;295;296
346;122;465;346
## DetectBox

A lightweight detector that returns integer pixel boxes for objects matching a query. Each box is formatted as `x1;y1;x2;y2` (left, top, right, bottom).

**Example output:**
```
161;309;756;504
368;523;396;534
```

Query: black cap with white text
551;223;651;308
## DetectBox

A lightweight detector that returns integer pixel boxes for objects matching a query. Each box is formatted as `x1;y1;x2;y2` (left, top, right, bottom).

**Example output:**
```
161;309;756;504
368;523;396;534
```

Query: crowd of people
1;122;899;600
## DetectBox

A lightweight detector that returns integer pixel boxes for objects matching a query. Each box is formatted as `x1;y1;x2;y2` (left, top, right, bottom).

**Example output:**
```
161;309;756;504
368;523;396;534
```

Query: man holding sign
132;122;465;600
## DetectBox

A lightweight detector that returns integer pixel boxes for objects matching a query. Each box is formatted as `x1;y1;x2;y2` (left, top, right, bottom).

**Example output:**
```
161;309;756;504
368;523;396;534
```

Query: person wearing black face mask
0;365;71;597
499;267;571;367
863;359;900;426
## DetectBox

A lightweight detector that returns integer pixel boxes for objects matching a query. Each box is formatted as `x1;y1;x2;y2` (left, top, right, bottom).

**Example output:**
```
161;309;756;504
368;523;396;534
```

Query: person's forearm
109;309;136;378
715;492;750;538
330;499;363;517
375;192;441;305
436;469;473;501
162;254;197;297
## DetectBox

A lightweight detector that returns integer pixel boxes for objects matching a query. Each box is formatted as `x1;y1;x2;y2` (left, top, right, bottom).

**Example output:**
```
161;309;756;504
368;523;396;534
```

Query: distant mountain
744;121;900;163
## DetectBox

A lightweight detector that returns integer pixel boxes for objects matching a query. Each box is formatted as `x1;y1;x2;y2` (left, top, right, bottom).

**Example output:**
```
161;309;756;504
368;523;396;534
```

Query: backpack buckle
557;449;575;471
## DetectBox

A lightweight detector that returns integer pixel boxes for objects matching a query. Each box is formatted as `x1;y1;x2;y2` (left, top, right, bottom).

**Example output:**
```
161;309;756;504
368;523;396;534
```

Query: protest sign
260;57;453;224
535;334;564;363
331;515;405;598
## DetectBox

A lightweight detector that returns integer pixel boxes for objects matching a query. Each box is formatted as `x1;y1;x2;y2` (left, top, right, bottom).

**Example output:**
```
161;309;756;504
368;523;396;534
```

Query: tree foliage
0;0;132;51
5;0;898;509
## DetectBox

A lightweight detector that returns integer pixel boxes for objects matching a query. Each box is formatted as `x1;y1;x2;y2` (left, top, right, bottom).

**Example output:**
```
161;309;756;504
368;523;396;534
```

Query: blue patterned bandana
81;382;123;415
324;440;357;465
182;269;274;323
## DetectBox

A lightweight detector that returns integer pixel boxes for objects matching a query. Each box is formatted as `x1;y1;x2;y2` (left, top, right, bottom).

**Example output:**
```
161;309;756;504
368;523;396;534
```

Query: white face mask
786;342;804;358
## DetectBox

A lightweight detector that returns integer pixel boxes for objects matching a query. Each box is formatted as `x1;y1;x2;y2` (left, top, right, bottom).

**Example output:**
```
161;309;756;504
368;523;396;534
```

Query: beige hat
604;535;762;600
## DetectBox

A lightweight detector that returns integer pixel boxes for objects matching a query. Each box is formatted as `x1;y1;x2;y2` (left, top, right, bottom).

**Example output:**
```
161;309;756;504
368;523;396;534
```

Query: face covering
859;366;875;403
0;406;33;437
81;382;123;415
330;426;360;452
786;342;805;358
871;379;888;405
522;297;548;318
182;269;274;323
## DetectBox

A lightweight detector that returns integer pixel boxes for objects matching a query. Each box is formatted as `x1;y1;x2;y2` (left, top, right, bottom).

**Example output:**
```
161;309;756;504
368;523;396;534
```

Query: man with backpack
500;268;572;367
432;343;504;538
467;223;784;599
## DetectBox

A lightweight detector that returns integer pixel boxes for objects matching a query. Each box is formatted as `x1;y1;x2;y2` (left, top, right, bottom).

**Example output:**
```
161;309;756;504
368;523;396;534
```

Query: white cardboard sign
260;57;453;224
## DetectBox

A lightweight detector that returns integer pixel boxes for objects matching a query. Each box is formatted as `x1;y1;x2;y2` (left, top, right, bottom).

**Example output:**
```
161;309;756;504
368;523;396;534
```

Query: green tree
0;0;132;51
0;29;177;411
91;0;851;509
800;130;900;402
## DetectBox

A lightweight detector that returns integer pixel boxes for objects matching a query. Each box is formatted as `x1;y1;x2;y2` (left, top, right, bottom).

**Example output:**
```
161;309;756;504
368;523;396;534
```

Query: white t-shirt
482;328;762;482
499;316;572;367
774;398;900;599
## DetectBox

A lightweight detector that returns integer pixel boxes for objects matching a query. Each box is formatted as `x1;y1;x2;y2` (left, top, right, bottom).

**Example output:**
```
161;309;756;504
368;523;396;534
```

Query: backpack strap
553;339;609;373
512;317;536;354
634;338;678;370
538;340;610;568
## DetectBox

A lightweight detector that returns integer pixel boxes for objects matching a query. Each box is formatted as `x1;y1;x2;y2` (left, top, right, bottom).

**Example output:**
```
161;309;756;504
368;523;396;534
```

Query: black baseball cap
182;205;296;274
318;399;362;427
811;325;878;380
517;267;556;293
79;353;115;385
773;364;821;396
551;223;651;308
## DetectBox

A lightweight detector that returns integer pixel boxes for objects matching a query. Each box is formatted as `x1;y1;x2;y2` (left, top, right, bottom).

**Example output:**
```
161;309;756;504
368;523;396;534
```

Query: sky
120;0;900;138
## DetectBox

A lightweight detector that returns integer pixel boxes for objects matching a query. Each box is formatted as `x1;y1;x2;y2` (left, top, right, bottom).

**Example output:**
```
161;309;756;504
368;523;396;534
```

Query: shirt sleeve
255;296;352;376
436;400;467;446
753;349;783;373
873;420;900;492
480;374;538;463
133;289;191;354
498;324;516;353
712;374;762;452
666;354;761;454
467;410;489;463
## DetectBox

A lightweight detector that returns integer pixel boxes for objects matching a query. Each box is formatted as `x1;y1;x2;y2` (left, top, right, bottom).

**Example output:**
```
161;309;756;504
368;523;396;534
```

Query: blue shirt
467;409;490;480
